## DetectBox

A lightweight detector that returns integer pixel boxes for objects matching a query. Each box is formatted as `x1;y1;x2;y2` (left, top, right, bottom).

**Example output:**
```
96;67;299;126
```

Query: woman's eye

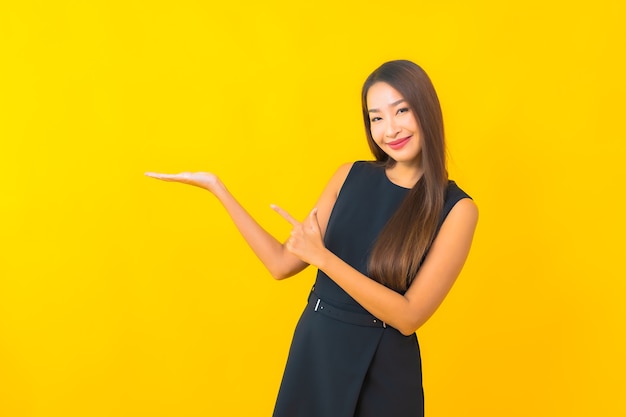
398;107;410;114
371;117;382;122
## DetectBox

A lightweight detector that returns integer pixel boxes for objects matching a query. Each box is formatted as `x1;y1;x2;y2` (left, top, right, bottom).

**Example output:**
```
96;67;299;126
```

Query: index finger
270;204;300;227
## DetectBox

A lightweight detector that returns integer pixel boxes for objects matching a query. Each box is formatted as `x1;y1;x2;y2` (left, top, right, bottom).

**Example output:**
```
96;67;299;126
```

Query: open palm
144;171;220;192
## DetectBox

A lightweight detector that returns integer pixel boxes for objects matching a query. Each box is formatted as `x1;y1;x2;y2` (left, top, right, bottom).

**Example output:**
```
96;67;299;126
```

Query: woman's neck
386;162;423;189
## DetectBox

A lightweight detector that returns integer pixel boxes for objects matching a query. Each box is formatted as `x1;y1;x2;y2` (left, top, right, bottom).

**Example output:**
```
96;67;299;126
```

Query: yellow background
1;0;624;416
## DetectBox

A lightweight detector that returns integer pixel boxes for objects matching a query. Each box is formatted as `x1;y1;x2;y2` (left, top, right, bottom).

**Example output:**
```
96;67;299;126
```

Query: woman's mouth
387;136;411;150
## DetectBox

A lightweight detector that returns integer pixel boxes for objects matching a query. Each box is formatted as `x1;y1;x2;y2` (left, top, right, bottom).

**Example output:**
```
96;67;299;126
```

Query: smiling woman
146;60;478;417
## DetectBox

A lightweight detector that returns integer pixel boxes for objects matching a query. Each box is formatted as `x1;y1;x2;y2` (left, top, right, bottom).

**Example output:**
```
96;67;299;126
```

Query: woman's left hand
271;205;328;268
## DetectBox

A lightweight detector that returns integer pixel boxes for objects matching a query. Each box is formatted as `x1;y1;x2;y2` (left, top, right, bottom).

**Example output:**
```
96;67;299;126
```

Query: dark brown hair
362;60;448;292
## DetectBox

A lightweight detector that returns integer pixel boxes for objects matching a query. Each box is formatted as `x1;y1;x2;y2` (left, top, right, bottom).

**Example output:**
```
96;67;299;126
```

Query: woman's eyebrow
368;99;407;113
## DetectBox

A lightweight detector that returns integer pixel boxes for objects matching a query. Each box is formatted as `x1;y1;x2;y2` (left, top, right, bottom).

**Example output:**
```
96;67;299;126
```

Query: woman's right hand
144;171;222;194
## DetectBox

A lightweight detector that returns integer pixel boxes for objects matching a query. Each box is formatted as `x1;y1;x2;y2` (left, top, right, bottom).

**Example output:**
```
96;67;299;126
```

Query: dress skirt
272;290;424;417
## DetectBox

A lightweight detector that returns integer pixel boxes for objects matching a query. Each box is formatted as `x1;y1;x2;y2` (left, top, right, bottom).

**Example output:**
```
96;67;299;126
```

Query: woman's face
366;82;422;166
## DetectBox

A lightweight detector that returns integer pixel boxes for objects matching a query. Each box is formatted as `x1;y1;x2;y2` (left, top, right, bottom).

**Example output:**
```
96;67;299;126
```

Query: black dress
272;161;471;417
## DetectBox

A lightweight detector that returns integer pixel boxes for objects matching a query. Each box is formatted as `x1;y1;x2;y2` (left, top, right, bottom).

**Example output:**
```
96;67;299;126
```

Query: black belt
307;289;387;328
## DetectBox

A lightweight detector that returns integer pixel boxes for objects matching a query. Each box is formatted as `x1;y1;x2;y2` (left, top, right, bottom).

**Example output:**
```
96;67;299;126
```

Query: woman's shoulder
442;180;477;224
331;160;378;180
446;180;472;202
327;161;381;197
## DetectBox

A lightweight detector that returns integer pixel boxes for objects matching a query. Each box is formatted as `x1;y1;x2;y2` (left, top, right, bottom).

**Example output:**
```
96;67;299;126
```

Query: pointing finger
270;204;300;227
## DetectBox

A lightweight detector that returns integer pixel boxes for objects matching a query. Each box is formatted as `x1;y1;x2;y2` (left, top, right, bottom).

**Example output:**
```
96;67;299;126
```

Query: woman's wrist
207;177;227;196
315;248;334;272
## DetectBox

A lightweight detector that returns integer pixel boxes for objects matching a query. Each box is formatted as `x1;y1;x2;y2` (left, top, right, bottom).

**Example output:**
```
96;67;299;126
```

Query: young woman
146;60;478;417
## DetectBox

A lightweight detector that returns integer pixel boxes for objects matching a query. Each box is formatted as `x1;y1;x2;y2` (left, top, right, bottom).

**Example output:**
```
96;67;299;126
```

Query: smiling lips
387;136;412;150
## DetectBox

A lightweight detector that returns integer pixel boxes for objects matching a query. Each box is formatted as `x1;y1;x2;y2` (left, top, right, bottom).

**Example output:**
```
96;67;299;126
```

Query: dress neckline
383;168;416;190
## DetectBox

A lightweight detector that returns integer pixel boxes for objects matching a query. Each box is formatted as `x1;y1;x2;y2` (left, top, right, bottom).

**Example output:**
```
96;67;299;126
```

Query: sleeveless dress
272;161;471;417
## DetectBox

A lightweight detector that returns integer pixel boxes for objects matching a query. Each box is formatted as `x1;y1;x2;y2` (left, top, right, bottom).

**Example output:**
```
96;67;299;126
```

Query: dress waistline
307;288;387;328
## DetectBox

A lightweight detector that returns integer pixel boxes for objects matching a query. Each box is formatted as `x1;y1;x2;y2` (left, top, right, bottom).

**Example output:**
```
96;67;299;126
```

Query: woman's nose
385;120;400;137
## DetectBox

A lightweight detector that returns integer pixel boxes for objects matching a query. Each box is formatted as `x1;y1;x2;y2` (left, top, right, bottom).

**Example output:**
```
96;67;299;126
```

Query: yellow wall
1;0;624;415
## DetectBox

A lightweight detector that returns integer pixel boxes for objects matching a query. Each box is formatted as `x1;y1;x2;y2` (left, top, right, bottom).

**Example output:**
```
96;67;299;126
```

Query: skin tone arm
144;163;353;280
274;196;478;336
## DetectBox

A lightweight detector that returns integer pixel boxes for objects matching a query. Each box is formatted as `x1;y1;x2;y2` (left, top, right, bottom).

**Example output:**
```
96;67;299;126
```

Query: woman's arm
145;163;352;280
210;178;308;279
277;198;478;335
